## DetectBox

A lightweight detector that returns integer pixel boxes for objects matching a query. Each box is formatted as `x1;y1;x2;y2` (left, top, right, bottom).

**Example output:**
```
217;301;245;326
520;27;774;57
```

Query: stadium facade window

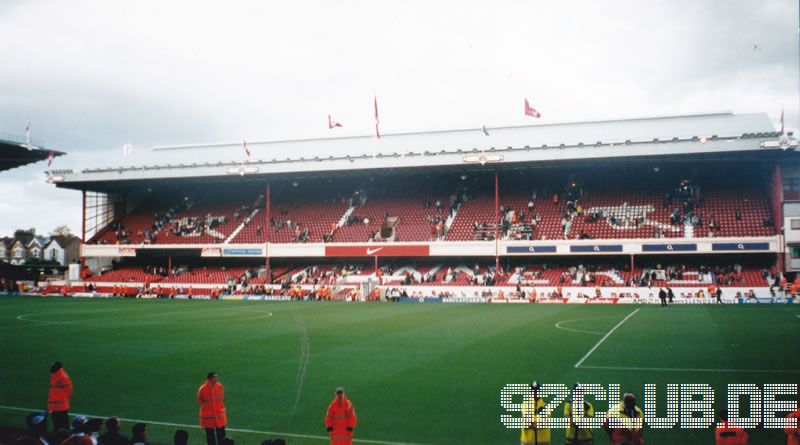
791;219;800;230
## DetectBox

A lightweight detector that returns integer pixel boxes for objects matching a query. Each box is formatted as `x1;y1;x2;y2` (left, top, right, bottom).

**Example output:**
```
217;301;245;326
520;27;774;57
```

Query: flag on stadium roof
243;140;251;157
524;98;541;118
780;108;784;134
482;125;490;136
374;96;381;140
25;118;32;150
123;143;134;157
328;114;342;129
46;151;54;166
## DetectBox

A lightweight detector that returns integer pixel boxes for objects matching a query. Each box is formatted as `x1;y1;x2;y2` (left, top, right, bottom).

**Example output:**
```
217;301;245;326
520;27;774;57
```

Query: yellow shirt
520;397;550;444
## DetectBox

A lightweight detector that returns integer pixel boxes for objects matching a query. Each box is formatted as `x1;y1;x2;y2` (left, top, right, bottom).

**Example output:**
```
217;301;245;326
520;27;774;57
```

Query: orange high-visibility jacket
197;381;227;428
325;396;357;445
47;368;73;412
786;408;800;445
715;421;749;445
603;404;644;445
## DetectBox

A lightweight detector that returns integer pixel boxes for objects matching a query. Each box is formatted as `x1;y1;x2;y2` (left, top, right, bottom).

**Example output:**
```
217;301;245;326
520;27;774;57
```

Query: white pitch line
292;311;311;414
554;319;605;335
13;307;273;326
574;308;640;369
578;365;800;374
0;404;423;445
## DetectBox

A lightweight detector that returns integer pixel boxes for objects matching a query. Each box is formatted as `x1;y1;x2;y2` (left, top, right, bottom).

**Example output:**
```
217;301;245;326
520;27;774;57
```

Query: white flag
123;143;134;157
25;118;32;150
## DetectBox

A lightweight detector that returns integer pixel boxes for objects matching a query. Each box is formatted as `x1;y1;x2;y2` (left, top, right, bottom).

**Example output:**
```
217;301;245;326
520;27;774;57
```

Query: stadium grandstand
42;111;800;302
0;134;64;172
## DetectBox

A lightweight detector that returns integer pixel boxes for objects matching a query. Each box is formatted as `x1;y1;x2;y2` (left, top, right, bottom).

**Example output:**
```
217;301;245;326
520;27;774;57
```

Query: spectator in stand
60;416;91;445
97;417;127;445
84;418;103;444
23;411;49;445
172;430;189;445
715;409;748;445
130;423;148;445
197;372;227;445
47;361;73;432
785;402;800;445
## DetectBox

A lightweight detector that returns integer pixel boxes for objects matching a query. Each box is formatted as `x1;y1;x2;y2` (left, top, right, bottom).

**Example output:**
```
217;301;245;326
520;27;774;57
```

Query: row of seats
76;261;773;289
91;184;775;244
447;188;775;241
333;194;449;242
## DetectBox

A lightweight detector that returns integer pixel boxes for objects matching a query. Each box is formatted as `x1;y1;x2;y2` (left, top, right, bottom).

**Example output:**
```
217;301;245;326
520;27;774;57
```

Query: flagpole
373;94;380;158
25;118;32;149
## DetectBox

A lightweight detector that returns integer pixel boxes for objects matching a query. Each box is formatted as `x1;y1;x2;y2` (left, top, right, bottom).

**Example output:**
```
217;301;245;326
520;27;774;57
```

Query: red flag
374;96;381;139
328;114;342;129
780;109;784;134
243;140;251;157
524;98;541;118
46;151;54;166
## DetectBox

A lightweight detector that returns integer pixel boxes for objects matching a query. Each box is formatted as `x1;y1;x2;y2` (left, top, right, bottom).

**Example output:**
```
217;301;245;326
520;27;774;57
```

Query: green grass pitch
0;296;798;444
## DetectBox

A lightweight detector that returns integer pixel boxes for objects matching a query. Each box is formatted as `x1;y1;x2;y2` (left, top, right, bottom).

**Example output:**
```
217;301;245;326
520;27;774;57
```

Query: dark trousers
51;410;69;432
660;297;667;307
205;427;226;445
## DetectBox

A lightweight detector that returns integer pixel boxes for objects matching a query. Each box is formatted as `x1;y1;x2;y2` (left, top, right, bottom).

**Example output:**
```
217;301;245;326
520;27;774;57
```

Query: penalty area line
574;308;640;369
0;404;423;445
577;365;800;374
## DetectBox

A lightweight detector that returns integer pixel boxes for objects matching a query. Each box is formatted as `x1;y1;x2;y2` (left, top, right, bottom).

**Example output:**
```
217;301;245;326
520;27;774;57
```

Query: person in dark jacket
97;417;128;445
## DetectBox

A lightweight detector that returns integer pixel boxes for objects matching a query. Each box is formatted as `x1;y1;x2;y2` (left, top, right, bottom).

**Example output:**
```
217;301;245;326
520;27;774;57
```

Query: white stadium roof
49;112;793;189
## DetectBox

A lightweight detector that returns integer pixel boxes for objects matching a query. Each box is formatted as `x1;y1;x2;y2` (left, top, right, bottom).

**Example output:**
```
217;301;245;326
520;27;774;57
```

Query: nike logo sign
366;247;383;255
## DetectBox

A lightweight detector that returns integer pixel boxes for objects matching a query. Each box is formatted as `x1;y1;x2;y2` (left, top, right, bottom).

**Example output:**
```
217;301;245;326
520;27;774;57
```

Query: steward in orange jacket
325;387;357;445
603;393;644;445
716;410;749;445
47;361;73;431
787;407;800;445
197;372;227;445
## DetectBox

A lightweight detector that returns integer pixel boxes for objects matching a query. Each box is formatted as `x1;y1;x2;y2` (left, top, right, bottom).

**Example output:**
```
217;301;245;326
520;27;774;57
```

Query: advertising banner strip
641;244;697;252
325;245;430;257
711;242;770;251
569;245;623;253
506;245;558;253
222;248;264;256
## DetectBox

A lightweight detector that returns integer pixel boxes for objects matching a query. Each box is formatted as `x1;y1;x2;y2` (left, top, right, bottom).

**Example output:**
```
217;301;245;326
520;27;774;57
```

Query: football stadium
2;111;800;444
2;1;800;444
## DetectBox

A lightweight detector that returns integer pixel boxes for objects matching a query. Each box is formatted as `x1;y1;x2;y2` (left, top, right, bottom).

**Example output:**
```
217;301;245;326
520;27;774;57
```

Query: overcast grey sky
0;0;797;237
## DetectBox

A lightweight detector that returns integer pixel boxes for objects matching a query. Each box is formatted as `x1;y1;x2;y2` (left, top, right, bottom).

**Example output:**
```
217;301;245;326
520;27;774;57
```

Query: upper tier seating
233;200;347;244
332;195;449;242
448;187;774;241
90;176;775;244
